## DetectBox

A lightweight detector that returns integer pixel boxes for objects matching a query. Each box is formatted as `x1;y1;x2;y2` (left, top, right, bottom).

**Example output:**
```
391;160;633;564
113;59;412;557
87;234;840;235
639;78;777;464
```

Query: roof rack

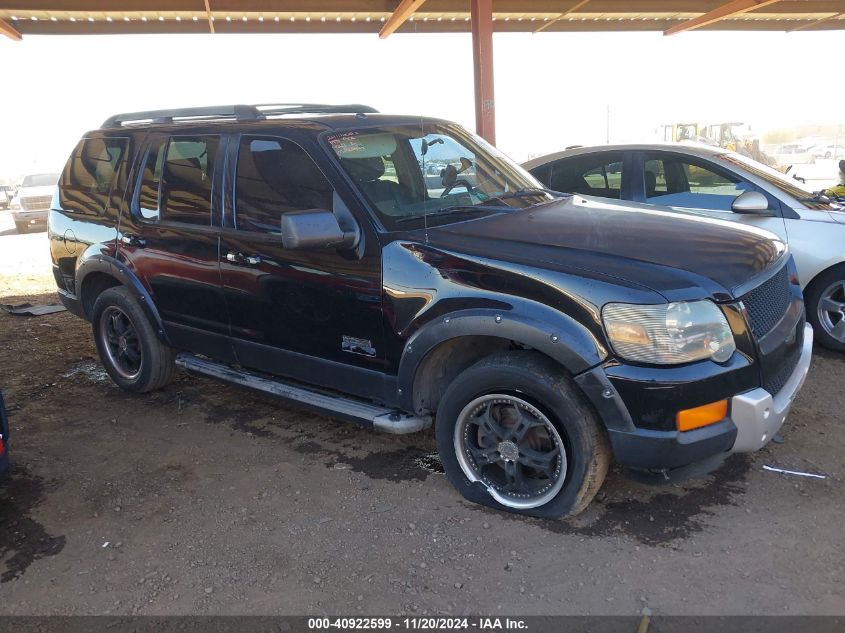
101;103;379;128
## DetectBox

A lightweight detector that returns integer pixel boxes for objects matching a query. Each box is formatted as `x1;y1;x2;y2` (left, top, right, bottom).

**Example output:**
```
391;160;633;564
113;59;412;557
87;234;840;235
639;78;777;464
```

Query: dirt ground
0;213;842;616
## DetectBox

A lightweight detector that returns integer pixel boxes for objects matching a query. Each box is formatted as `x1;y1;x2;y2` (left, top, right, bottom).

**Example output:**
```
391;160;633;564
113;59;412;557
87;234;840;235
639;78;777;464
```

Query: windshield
716;153;834;208
326;123;555;230
22;173;60;188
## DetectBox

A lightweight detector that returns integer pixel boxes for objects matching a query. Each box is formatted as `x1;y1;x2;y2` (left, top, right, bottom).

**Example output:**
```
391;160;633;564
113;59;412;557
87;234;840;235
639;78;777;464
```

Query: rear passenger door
529;152;628;200
219;134;386;400
117;133;234;361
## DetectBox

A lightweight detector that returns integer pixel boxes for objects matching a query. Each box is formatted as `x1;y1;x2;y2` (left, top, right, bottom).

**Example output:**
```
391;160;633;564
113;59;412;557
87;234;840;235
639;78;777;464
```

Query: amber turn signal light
676;399;728;432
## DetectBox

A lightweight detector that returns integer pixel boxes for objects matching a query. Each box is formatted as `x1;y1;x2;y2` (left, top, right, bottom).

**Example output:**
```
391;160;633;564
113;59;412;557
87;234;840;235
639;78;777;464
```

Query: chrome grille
740;265;790;337
20;195;52;211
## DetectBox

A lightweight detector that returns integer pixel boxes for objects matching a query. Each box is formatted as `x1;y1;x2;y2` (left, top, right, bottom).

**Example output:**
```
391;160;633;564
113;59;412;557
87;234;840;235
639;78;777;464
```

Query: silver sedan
524;143;845;351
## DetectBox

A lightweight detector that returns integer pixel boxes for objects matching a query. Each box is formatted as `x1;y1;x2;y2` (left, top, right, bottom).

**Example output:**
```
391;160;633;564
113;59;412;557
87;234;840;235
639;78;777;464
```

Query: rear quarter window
59;136;128;215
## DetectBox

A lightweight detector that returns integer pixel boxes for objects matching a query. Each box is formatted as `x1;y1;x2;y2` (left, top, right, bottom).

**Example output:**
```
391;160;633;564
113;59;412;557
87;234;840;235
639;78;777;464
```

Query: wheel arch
397;308;608;415
76;255;170;345
803;259;845;295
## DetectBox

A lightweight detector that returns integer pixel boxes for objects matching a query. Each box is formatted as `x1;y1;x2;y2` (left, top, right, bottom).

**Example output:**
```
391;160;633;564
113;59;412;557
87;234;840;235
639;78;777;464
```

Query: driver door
218;133;387;401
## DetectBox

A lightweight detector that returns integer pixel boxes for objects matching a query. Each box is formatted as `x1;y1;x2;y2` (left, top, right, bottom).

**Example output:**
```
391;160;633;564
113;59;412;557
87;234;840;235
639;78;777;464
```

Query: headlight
10;198;20;210
602;300;735;365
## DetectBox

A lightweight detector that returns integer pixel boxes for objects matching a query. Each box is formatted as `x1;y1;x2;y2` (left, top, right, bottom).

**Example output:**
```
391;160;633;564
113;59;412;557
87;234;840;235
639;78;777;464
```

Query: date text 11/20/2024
308;618;528;630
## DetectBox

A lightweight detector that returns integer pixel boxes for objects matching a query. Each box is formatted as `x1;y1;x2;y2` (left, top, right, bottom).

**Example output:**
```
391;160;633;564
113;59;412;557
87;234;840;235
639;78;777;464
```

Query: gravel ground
0;214;842;616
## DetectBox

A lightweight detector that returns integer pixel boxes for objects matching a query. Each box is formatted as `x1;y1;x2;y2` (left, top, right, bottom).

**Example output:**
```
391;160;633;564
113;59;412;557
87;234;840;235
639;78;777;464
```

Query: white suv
10;173;59;233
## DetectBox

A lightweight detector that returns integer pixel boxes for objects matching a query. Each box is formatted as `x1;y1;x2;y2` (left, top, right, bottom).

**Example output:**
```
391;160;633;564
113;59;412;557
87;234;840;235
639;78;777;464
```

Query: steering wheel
441;179;475;198
439;163;474;197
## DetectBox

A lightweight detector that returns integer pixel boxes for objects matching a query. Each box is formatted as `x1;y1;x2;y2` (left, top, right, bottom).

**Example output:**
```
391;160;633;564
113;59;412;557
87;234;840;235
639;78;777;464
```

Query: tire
805;264;845;353
14;222;27;234
92;286;176;392
435;351;610;519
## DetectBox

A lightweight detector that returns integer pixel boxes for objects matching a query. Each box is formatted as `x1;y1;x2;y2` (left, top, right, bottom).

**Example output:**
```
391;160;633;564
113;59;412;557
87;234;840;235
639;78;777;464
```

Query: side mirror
731;191;771;215
281;209;358;250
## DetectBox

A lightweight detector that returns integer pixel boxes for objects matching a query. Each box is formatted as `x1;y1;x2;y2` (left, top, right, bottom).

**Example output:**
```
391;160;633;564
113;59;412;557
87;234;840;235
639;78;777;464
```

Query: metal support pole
471;0;495;145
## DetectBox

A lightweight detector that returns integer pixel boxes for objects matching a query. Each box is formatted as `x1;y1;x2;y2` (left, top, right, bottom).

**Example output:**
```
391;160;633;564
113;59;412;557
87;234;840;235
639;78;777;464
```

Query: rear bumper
56;288;86;319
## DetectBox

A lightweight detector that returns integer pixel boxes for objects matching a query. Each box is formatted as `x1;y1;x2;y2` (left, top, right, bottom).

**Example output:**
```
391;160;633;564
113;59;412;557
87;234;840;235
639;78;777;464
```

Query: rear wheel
806;264;845;353
435;351;610;518
92;286;176;392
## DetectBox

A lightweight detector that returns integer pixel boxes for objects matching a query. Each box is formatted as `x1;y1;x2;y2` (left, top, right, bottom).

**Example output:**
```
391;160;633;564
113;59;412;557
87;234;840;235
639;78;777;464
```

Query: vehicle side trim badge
342;335;376;357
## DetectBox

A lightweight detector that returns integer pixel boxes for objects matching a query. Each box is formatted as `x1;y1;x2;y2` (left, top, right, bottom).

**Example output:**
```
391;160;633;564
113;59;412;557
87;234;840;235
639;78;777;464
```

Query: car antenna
421;115;430;244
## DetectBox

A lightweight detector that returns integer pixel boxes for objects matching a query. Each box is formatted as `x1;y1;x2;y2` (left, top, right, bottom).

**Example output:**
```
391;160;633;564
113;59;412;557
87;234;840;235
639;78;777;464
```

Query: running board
175;353;431;435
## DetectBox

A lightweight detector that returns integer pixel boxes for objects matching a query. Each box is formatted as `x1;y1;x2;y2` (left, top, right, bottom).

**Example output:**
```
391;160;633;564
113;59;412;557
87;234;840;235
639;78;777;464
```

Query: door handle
225;251;261;266
120;234;146;248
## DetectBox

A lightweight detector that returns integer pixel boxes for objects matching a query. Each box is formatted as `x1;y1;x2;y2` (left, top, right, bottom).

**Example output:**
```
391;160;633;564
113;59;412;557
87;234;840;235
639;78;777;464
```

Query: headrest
342;157;385;182
644;170;657;189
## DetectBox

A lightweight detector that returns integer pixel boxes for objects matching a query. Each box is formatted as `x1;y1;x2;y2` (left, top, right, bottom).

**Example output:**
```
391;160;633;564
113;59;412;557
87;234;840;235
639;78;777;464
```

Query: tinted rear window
161;137;218;225
59;137;128;215
132;135;219;225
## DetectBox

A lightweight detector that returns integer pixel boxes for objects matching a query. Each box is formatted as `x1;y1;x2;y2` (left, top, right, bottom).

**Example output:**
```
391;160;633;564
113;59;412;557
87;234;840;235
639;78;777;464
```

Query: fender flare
396;307;608;412
75;255;171;345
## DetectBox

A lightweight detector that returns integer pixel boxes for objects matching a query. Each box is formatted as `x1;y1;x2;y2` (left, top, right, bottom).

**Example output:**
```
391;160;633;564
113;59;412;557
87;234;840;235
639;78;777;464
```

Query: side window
643;155;753;212
547;154;623;199
161;136;219;225
60;136;128;215
527;164;552;188
137;140;165;221
235;136;333;234
644;159;668;197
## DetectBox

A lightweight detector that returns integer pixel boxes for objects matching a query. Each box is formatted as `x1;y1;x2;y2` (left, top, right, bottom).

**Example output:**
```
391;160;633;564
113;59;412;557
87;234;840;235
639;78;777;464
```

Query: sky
0;28;842;181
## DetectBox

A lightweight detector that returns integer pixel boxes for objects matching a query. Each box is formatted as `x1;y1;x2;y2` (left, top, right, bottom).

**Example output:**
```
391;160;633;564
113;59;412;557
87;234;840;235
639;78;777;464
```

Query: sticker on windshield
328;132;365;156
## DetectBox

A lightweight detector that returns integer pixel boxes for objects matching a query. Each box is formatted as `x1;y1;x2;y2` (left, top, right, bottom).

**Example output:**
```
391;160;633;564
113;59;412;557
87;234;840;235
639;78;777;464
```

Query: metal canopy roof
1;1;844;41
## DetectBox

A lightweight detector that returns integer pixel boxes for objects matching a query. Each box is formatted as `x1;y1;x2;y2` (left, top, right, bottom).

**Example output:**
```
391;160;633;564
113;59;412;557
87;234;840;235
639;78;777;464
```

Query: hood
827;205;845;223
423;195;787;301
18;185;56;198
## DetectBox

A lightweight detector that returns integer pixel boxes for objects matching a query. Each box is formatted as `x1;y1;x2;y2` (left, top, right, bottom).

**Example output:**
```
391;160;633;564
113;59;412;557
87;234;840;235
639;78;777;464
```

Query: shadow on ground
0;467;66;583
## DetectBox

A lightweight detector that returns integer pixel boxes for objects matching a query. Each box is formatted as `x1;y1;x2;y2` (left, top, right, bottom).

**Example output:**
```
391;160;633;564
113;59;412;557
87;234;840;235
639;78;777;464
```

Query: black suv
49;104;812;518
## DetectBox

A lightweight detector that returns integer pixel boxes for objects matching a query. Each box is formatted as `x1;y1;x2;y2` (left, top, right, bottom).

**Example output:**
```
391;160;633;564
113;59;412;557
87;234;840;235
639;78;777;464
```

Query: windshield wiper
393;189;565;225
482;188;565;205
799;191;832;203
394;205;509;225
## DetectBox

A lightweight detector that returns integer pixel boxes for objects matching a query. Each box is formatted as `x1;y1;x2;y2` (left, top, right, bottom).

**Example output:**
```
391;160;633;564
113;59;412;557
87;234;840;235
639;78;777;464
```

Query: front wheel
92;286;176;392
435;351;610;518
806;264;845;352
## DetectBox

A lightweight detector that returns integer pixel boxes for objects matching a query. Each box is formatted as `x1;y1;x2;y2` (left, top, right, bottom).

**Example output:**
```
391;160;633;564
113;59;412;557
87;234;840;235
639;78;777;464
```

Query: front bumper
730;323;813;452
12;209;48;227
579;323;813;471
